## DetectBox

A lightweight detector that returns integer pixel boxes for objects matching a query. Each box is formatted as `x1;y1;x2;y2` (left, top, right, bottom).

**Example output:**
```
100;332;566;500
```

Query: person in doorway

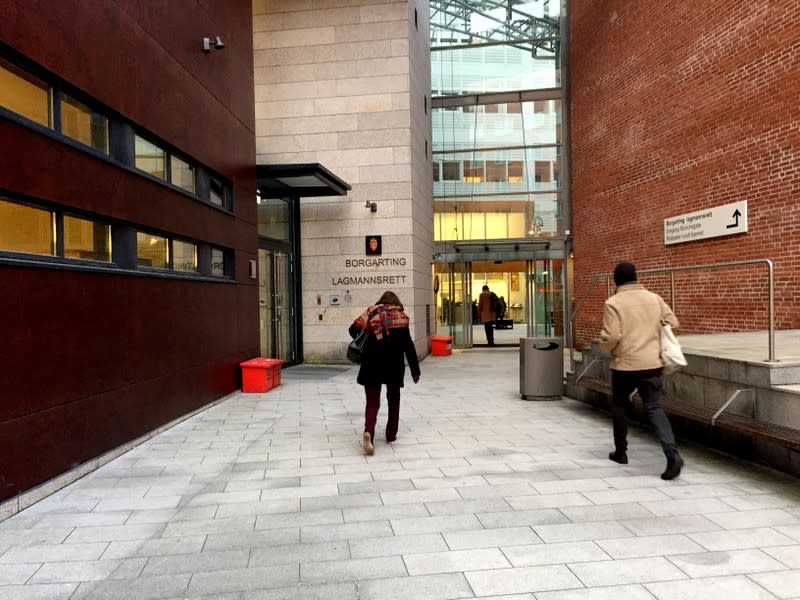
477;285;497;346
599;261;684;480
496;295;507;320
349;291;420;455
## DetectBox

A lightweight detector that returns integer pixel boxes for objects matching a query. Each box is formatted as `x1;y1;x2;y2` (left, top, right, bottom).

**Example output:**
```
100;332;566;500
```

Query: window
432;162;440;182
508;161;524;183
464;160;484;183
0;197;54;255
170;155;195;193
0;58;50;126
257;195;290;241
442;161;460;180
137;232;168;269
60;94;108;153
64;215;111;261
534;100;550;113
210;247;226;277
135;135;166;180
172;239;197;272
535;161;552;183
209;176;226;207
487;161;506;182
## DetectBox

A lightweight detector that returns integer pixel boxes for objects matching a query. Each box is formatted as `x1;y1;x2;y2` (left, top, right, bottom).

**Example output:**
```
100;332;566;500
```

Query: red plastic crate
263;358;284;387
240;358;274;393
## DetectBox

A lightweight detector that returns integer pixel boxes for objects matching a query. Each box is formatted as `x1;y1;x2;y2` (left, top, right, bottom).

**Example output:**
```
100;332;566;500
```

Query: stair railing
568;259;775;371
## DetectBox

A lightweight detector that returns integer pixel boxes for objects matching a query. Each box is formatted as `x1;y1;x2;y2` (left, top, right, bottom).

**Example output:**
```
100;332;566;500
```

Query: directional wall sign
664;200;747;245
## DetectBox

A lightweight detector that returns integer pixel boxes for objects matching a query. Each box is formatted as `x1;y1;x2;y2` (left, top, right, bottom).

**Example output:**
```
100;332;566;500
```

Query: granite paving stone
0;563;41;585
241;581;359;600
443;526;541;550
28;559;123;584
666;548;787;578
535;584;662;600
358;572;473;600
349;532;447;558
465;564;583;595
250;541;349;566
502;540;609;567
403;547;511;575
299;555;407;583
688;527;798;551
644;574;781;600
568;556;688;586
0;583;77;600
749;569;800;598
763;544;800;568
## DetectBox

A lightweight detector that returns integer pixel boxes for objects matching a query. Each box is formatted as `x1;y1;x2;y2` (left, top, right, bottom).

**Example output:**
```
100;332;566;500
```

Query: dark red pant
364;385;400;441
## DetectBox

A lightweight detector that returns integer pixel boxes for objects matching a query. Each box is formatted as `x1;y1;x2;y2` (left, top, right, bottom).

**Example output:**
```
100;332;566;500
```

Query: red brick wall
569;1;800;346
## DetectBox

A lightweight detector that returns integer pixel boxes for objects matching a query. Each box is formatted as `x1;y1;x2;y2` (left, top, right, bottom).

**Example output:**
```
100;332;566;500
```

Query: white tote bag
660;322;687;374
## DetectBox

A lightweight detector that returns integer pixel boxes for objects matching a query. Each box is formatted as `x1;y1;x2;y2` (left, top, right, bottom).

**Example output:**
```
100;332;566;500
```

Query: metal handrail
568;259;775;370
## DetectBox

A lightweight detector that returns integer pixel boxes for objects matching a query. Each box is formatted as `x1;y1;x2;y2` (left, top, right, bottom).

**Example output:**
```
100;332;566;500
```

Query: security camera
202;36;225;53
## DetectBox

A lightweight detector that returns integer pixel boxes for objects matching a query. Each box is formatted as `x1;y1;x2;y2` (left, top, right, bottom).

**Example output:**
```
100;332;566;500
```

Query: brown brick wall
569;1;800;345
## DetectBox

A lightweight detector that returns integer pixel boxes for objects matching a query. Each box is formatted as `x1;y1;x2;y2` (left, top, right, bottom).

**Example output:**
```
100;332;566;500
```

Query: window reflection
210;248;225;277
135;135;166;180
257;195;290;241
136;232;168;269
64;215;111;261
171;156;195;193
0;59;50;126
61;95;108;152
0;197;54;255
172;240;197;272
209;177;225;206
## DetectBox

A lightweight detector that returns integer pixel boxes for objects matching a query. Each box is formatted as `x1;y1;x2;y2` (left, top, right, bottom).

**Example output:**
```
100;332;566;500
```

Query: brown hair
376;290;403;310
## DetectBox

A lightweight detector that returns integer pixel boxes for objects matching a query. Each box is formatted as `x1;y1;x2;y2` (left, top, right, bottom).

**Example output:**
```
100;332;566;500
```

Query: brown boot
362;431;374;456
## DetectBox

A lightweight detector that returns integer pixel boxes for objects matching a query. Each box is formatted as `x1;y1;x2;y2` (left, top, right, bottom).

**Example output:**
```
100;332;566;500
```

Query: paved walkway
1;349;799;599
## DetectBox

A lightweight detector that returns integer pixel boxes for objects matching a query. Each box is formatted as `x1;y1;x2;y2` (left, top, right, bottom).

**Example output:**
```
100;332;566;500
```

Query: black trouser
483;322;494;345
610;368;677;456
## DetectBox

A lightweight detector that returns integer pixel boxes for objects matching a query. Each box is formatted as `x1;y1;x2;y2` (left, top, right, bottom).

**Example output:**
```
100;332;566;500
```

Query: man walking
477;285;497;346
599;262;684;480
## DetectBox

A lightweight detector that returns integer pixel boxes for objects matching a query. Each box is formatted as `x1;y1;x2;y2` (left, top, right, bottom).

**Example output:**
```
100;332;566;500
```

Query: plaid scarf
355;304;410;340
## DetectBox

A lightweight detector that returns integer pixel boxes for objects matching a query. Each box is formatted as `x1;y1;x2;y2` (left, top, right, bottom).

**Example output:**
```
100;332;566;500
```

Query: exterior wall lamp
365;201;377;212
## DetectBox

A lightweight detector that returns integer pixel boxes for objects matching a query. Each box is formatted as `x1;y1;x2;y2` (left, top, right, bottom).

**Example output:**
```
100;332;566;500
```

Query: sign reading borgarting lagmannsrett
330;256;408;286
664;200;747;245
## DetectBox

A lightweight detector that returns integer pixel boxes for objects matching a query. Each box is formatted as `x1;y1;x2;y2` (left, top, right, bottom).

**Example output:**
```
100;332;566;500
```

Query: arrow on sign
726;209;742;229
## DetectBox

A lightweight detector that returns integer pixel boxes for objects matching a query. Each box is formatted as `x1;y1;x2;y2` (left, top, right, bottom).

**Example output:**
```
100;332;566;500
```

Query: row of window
0;56;230;209
0;196;230;278
433;159;560;184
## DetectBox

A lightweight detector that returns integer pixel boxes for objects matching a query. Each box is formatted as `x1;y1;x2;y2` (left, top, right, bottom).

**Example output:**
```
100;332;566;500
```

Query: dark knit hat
613;261;637;286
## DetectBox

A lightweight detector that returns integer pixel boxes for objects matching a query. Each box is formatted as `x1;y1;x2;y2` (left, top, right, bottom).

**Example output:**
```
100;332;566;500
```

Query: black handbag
346;327;370;364
347;308;382;364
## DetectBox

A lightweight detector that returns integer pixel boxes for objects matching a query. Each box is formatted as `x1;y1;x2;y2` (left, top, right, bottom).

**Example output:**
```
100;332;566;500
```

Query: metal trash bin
519;337;564;400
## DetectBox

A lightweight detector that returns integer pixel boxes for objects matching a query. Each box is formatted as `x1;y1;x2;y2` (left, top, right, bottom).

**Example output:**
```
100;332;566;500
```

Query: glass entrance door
259;247;295;363
434;261;472;348
526;258;565;338
435;258;565;347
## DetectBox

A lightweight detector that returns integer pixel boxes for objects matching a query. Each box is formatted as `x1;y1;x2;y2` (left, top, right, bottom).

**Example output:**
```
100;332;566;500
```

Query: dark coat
348;322;421;388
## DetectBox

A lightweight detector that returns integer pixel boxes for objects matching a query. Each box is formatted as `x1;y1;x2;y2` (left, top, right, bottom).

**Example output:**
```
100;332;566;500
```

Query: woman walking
349;291;420;455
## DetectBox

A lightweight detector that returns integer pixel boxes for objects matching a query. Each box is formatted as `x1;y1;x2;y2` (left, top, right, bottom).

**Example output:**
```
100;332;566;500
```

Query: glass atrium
430;0;568;345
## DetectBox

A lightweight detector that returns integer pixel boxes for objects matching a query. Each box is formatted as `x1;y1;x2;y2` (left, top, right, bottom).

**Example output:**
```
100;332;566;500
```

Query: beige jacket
599;283;679;371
